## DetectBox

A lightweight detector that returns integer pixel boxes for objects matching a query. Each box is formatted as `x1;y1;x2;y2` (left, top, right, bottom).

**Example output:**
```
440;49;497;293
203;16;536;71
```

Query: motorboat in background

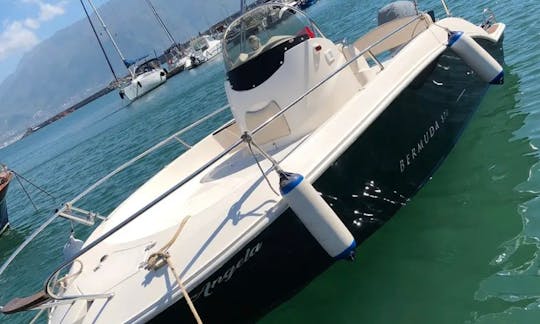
0;1;506;322
0;166;13;235
298;0;318;10
84;0;167;101
191;35;222;62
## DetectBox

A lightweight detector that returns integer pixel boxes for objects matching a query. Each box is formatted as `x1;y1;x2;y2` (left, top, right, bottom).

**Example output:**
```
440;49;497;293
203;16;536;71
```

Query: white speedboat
191;35;222;62
0;1;505;322
119;59;167;101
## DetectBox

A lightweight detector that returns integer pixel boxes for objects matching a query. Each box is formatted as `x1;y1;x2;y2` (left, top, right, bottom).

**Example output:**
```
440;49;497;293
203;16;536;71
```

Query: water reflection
472;64;540;322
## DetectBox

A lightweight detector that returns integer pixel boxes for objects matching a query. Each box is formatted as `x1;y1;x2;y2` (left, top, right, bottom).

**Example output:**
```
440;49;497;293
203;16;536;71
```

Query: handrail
43;12;432;298
441;0;452;16
0;104;230;279
47;11;432;298
250;14;428;136
70;103;230;203
2;12;434;308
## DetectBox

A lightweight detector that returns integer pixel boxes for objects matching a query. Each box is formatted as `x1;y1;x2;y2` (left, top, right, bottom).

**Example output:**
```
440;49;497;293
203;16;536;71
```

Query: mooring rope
145;216;202;324
10;169;57;201
13;174;38;211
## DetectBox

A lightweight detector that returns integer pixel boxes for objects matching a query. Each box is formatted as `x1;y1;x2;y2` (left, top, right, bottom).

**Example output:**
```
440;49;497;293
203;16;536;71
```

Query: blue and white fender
448;31;504;84
280;172;356;260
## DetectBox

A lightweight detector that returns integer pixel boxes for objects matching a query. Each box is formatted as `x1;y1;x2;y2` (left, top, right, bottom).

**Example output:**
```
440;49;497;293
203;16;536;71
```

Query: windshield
191;36;210;52
222;4;323;72
134;59;161;75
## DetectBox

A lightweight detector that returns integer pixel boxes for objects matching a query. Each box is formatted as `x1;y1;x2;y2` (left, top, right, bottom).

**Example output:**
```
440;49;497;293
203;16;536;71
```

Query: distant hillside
0;0;242;144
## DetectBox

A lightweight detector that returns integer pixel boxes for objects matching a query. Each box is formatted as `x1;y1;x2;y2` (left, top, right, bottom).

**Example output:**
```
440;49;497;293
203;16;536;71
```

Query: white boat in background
0;1;506;322
191;35;222;62
119;58;167;101
85;0;167;101
183;55;193;69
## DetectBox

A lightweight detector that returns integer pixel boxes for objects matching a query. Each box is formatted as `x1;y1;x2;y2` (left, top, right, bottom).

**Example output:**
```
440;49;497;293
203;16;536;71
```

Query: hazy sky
0;0;109;83
0;0;250;84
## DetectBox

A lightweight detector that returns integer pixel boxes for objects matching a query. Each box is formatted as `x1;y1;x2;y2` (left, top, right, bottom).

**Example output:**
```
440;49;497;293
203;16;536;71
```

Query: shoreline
21;84;116;139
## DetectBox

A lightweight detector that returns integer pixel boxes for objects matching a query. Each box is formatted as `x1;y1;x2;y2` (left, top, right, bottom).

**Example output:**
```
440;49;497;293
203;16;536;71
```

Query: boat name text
400;109;449;173
193;242;262;300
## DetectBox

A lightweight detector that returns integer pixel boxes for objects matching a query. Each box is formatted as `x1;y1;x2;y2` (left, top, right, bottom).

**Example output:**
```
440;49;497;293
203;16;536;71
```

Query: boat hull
121;69;167;101
150;38;504;323
0;173;12;235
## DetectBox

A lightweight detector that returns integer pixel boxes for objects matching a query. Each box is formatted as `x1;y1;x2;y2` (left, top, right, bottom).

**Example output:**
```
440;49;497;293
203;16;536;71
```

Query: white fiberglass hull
41;8;505;324
202;40;222;61
121;69;167;101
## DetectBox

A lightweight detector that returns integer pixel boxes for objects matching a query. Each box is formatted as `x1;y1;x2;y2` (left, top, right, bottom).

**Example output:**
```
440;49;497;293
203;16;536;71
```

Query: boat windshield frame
134;58;162;75
222;3;325;72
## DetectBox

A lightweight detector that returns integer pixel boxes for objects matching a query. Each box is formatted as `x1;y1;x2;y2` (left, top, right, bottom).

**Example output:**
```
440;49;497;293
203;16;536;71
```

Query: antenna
86;0;135;78
80;0;118;82
145;0;178;49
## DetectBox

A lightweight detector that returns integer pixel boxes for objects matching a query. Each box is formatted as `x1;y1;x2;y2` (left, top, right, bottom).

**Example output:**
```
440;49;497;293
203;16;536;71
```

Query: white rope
145;216;203;324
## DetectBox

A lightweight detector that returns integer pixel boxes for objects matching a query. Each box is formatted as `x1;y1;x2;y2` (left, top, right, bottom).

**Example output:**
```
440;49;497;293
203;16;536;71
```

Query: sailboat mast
240;0;247;13
145;0;177;47
80;0;118;82
85;0;134;77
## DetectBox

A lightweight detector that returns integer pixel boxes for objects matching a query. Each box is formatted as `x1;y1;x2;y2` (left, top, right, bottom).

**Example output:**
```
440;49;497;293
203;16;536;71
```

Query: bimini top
223;3;324;90
134;58;162;75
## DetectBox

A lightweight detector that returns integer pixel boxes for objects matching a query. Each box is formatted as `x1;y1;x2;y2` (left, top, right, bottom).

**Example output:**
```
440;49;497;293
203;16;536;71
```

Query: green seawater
1;0;540;323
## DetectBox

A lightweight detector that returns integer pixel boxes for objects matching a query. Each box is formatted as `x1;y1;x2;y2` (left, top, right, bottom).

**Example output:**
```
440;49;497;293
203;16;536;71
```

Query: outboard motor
378;1;417;25
377;1;418;56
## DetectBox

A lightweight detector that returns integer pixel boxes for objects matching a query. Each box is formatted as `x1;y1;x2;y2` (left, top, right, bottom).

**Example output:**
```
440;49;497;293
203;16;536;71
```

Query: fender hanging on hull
280;172;356;260
448;31;504;84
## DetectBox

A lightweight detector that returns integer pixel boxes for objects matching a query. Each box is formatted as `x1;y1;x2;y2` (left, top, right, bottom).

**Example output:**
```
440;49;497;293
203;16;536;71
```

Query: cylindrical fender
280;172;356;260
448;31;504;84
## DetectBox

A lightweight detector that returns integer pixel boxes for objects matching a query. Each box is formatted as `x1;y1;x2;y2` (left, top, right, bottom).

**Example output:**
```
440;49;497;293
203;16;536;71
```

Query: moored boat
191;35;222;62
298;0;317;10
84;0;167;101
119;58;167;101
0;1;506;322
0;166;13;235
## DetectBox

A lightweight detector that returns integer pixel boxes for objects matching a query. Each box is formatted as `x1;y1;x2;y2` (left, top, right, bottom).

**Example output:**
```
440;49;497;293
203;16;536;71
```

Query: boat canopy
134;58;162;75
222;3;323;72
123;54;149;68
191;35;213;52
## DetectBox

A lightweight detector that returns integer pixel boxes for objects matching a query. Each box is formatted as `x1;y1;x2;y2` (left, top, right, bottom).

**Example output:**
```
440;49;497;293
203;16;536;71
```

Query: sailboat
80;0;120;87
144;0;191;75
85;0;167;101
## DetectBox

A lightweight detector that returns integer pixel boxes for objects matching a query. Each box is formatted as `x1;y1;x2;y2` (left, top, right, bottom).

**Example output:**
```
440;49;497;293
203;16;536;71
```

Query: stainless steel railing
45;12;433;301
0;11;435;308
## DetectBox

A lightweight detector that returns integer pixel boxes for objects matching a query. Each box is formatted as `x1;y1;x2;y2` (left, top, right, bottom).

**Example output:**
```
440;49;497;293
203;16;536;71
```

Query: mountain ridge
0;0;240;144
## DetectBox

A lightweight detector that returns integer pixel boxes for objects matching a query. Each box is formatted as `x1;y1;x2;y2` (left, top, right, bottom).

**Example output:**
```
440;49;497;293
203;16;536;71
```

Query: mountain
0;0;242;144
